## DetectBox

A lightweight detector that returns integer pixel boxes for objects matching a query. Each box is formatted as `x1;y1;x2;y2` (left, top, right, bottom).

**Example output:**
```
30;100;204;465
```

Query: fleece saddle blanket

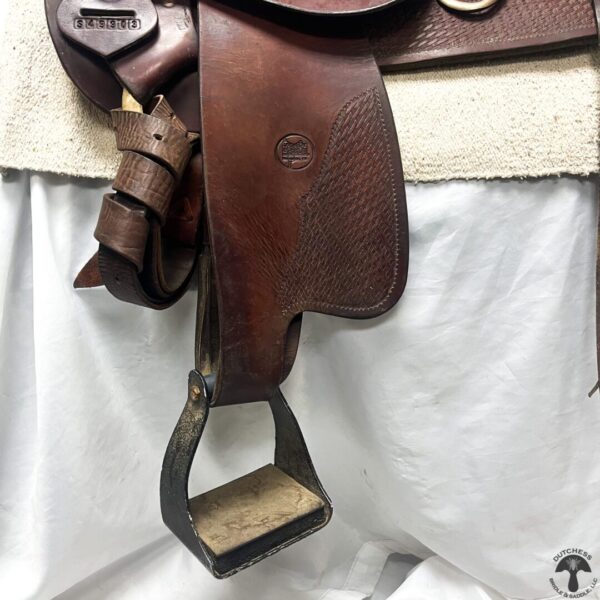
0;0;599;182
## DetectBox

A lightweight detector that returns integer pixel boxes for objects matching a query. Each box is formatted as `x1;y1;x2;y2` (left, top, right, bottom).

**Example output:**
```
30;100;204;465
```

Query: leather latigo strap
77;96;202;309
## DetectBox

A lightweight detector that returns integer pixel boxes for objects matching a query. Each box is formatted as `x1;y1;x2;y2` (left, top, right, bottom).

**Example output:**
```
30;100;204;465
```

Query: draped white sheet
0;173;599;600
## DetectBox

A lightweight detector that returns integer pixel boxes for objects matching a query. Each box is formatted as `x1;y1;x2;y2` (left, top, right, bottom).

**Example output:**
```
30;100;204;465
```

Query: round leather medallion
276;135;314;170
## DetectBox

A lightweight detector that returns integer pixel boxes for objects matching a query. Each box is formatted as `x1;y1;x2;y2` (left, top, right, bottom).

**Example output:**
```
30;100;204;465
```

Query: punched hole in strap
111;110;195;179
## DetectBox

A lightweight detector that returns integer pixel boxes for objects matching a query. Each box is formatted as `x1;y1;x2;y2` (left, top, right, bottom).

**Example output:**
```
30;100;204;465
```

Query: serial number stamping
74;17;141;30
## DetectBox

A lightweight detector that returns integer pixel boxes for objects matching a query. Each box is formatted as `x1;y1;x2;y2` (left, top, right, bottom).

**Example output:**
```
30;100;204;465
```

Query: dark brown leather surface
95;193;150;271
73;252;103;289
198;0;408;406
113;151;176;223
46;0;600;115
369;0;599;69
112;110;196;177
96;158;202;308
111;1;197;103
90;98;202;308
56;0;158;58
45;0;201;129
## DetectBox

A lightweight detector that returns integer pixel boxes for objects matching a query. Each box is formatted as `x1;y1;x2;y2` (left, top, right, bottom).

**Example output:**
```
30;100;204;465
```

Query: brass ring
437;0;498;12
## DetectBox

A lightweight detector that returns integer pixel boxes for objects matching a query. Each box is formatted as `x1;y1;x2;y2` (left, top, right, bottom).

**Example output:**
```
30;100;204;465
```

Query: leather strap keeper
113;151;176;224
112;110;195;177
94;193;150;272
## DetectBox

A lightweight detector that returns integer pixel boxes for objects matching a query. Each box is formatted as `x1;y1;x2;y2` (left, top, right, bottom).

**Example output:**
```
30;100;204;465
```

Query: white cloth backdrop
1;173;599;600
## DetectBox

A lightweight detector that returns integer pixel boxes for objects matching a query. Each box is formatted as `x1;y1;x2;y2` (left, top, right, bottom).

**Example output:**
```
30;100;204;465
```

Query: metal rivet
190;385;201;401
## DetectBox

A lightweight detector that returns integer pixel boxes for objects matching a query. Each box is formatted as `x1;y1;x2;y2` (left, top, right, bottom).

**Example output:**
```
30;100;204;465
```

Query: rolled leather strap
81;96;201;309
95;193;150;272
113;151;176;224
112;110;196;177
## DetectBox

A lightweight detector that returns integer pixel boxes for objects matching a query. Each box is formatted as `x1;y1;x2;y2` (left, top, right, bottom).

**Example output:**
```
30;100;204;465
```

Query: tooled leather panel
279;87;400;318
369;0;598;68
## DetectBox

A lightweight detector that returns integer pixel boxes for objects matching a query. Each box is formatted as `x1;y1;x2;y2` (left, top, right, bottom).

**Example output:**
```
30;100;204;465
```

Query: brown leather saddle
45;0;600;578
